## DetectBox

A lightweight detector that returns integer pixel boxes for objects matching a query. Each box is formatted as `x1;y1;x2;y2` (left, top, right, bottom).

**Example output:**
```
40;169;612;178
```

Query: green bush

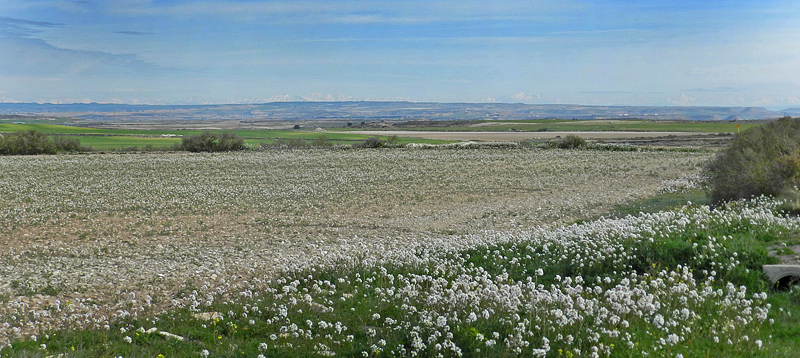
704;116;800;204
0;130;57;155
312;135;334;148
181;131;245;152
53;136;84;152
353;136;384;148
547;134;587;149
352;136;399;149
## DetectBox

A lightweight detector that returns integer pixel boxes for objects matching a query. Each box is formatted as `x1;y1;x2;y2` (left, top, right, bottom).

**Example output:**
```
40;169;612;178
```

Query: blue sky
1;0;799;106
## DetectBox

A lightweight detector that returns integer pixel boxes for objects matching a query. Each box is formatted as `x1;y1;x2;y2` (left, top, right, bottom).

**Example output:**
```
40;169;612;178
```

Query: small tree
704;117;800;204
546;134;586;149
558;135;587;149
313;135;334;148
182;131;245;152
353;137;385;148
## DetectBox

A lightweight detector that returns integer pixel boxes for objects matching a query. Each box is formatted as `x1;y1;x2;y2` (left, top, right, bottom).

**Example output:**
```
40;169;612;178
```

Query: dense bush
0;130;56;154
0;130;58;155
0;131;89;155
312;135;334;148
53;136;84;152
704;116;800;204
546;134;587;149
181;131;245;152
352;136;399;148
263;138;309;149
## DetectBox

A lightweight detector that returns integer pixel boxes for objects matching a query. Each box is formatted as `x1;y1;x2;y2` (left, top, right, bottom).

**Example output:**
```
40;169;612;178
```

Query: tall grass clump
704;117;800;204
181;131;245;152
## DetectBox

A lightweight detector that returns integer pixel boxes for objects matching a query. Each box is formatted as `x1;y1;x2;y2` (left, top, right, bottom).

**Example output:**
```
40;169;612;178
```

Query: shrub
352;136;400;149
545;134;587;149
312;135;334;148
352;136;385;148
558;134;587;149
0;130;56;155
263;138;309;149
182;131;245;152
53;136;83;152
704;116;800;204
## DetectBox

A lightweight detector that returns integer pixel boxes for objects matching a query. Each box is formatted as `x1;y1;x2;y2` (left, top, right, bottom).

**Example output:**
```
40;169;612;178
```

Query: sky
1;0;800;107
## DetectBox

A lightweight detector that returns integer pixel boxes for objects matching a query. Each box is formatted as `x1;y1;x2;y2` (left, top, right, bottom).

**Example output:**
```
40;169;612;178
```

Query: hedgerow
0;130;87;155
181;131;245;152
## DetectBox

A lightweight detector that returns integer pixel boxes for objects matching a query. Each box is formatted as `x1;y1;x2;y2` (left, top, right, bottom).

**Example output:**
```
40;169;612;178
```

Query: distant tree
313;135;334;148
546;134;586;149
181;131;245;152
352;136;401;148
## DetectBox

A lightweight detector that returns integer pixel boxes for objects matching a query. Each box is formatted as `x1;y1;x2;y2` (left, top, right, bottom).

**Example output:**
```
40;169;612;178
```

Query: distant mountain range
0;102;793;121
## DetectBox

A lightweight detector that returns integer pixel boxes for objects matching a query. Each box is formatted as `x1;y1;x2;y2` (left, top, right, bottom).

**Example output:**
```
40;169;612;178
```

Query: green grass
765;289;800;357
607;189;711;218
0;124;451;151
73;136;181;150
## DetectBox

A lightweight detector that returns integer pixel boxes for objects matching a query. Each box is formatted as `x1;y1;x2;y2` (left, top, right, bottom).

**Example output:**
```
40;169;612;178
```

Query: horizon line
0;101;793;110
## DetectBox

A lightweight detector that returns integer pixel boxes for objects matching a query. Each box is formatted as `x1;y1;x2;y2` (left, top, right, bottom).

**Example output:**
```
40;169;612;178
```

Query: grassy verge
2;195;799;357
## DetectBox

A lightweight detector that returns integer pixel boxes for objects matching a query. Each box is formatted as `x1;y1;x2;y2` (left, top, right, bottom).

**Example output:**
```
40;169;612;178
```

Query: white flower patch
234;197;789;357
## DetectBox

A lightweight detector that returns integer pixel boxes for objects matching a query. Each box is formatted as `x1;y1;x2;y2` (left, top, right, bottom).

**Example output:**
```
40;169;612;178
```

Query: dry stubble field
0;148;709;345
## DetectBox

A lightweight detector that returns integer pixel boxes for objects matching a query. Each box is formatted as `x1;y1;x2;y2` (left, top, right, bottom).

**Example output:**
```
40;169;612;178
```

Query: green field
0;119;763;152
0;124;450;150
73;136;182;150
381;119;760;133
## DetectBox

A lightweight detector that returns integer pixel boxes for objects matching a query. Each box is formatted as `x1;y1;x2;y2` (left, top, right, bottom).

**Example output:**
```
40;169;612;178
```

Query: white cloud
301;93;356;102
510;92;541;102
666;94;696;106
0;36;165;77
0;17;172;78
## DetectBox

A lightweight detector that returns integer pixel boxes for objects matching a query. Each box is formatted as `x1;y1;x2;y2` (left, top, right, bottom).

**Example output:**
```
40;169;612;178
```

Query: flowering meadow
3;148;799;356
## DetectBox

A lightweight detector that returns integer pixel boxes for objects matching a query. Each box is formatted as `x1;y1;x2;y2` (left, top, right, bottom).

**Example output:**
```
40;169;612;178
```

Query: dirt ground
348;130;734;149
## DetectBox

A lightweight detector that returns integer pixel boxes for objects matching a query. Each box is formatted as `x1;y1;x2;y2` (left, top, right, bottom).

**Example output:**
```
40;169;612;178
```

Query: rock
193;312;224;321
309;302;332;313
157;331;186;341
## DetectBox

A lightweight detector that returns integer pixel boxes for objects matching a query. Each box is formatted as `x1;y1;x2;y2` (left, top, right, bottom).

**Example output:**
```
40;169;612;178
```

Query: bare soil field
348;130;702;140
348;130;734;149
0;148;709;344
